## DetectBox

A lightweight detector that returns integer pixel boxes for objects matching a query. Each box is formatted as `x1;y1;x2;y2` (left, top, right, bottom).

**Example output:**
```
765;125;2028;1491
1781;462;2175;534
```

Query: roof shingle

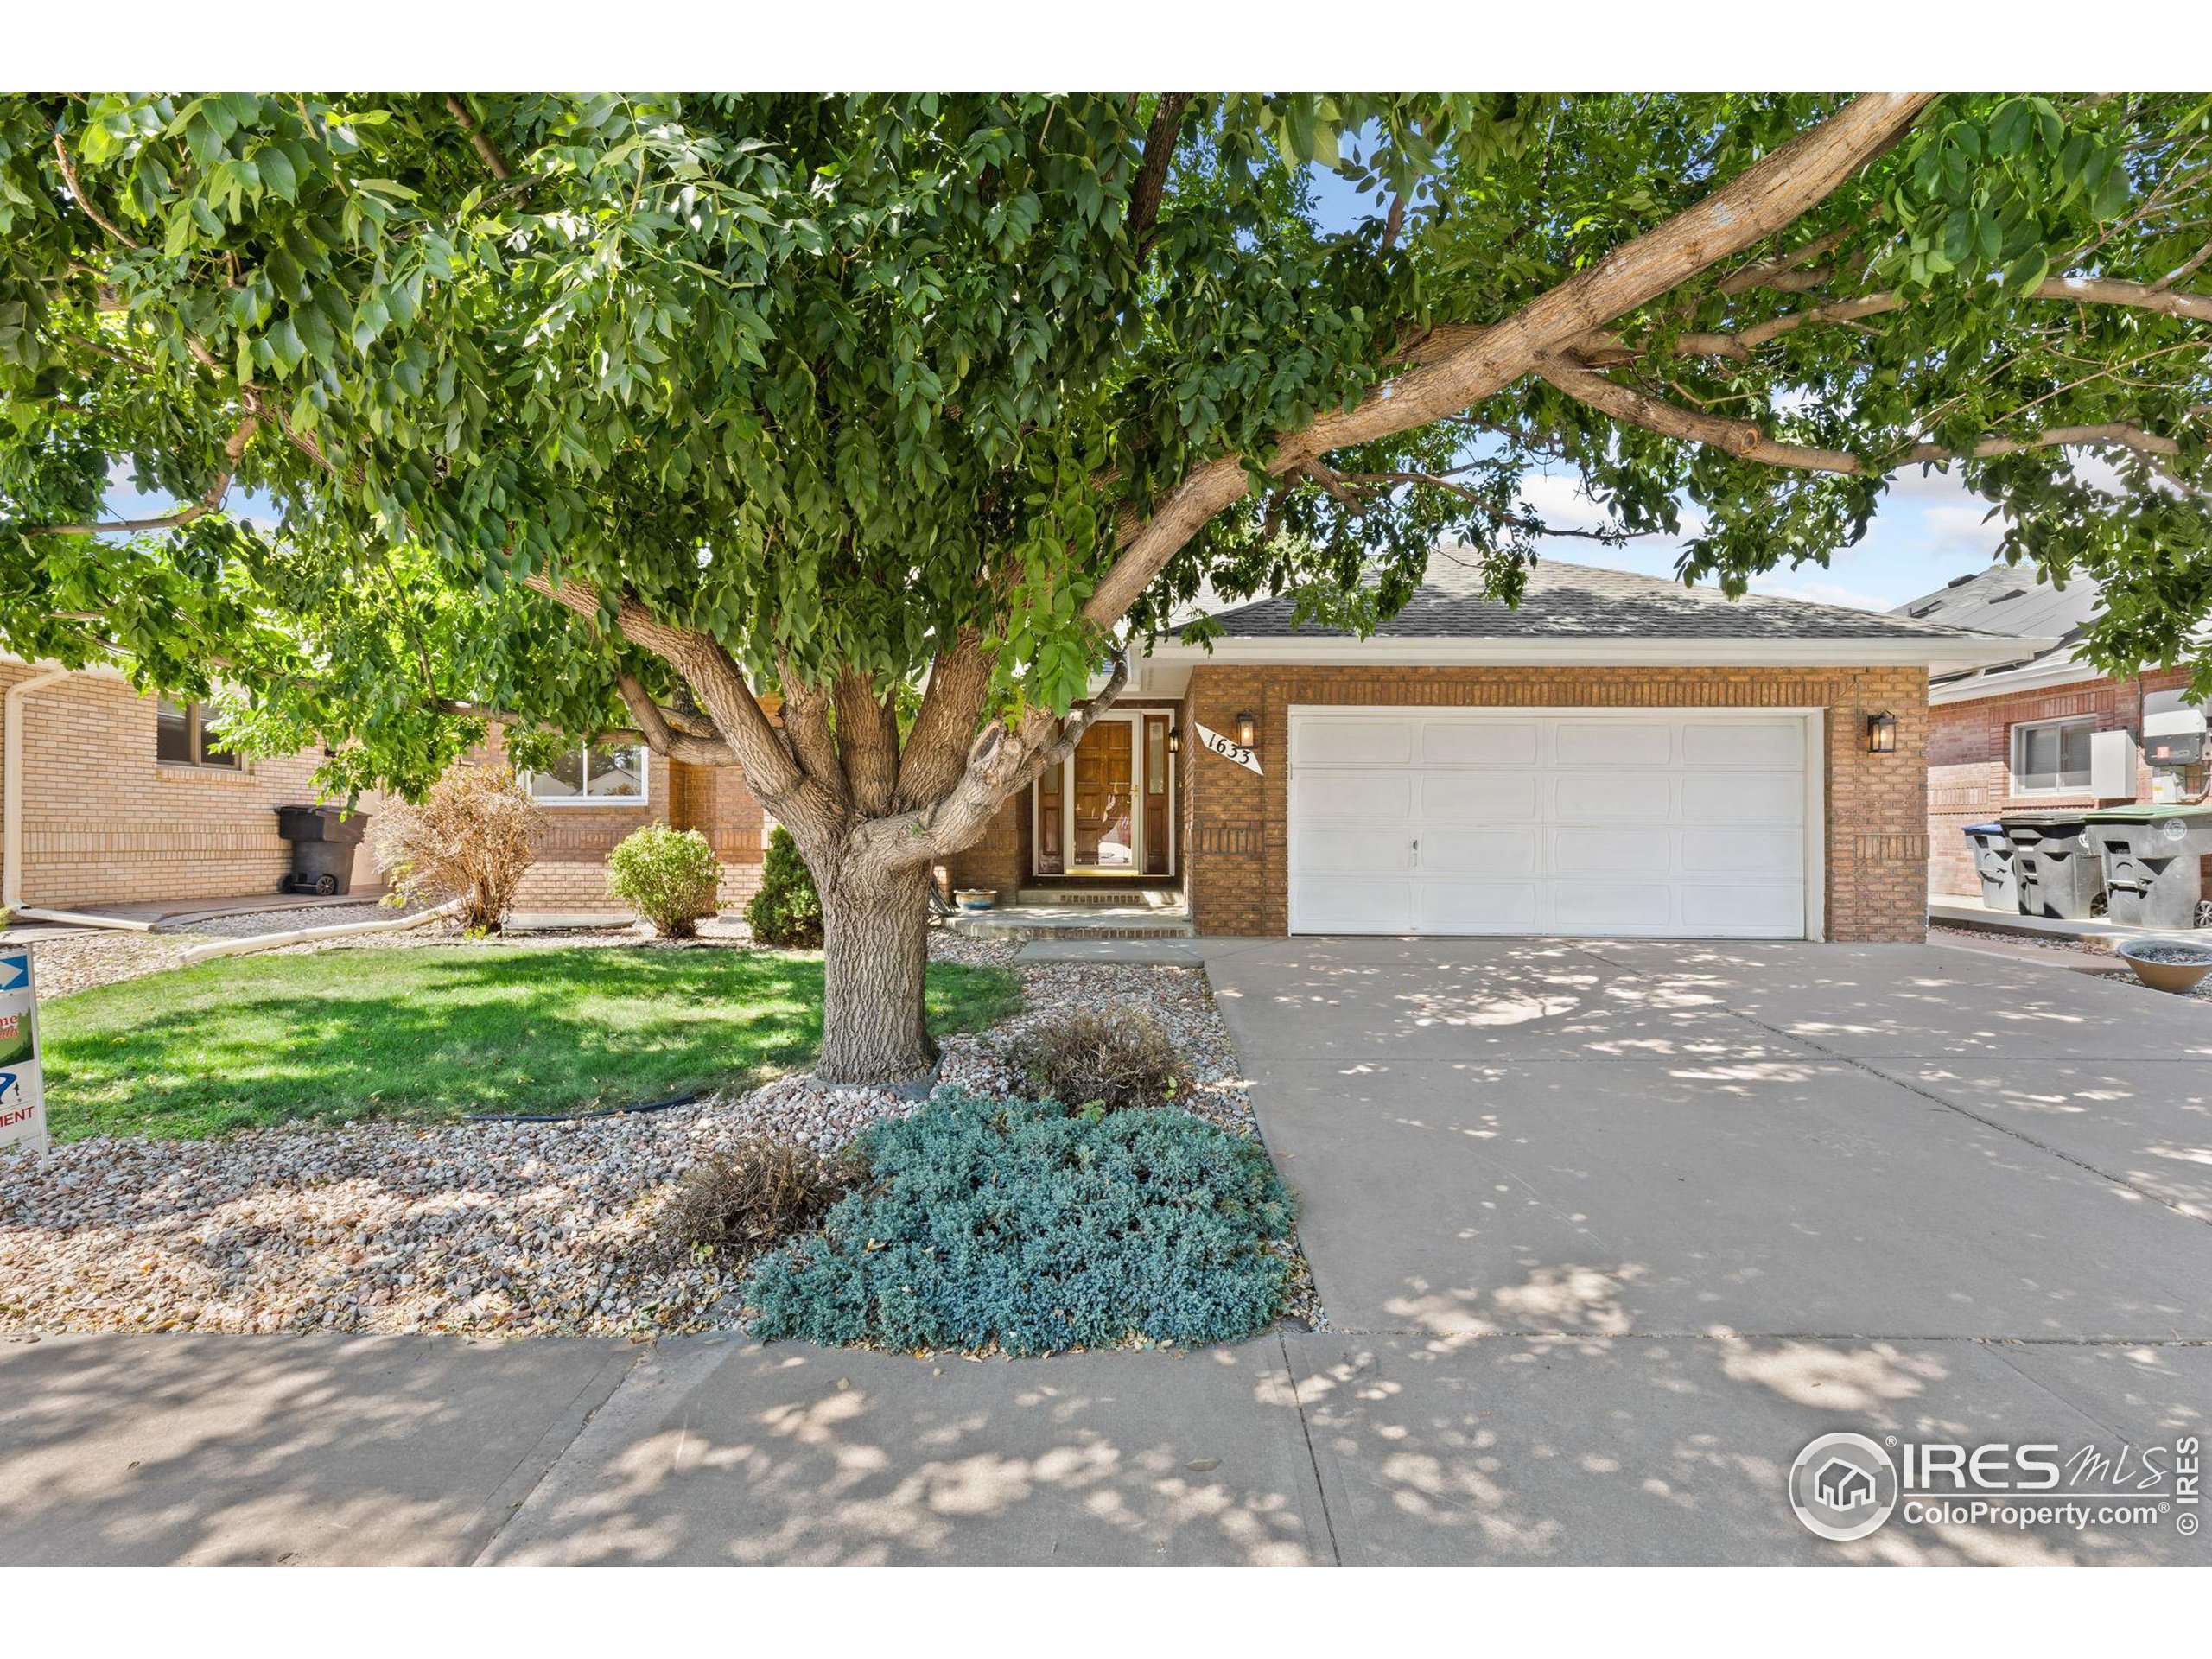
1196;555;2001;643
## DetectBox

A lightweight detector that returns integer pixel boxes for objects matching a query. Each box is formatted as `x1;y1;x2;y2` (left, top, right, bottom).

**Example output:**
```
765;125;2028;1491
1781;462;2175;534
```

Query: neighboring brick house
1893;566;2201;898
946;558;2022;943
2;657;768;926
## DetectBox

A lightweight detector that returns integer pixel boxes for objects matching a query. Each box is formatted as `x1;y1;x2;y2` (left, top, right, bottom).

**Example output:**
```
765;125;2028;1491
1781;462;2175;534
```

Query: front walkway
4;939;2208;1564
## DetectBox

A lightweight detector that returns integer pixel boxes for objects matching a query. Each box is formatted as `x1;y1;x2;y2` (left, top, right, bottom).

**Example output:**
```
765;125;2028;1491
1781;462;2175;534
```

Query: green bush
1006;1007;1192;1113
741;1090;1294;1355
746;825;823;948
607;823;723;938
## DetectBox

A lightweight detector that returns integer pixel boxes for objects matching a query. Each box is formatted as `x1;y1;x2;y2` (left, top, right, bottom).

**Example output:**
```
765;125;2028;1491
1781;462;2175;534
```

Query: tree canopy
1;91;2206;826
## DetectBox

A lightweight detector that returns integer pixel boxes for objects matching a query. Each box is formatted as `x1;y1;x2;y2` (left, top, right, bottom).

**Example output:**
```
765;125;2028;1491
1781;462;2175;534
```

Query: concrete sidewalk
4;1325;2205;1565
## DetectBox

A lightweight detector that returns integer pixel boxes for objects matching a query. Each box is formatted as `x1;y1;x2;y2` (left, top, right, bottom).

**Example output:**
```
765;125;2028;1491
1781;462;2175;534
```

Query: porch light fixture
1235;710;1257;748
1866;711;1897;753
1166;726;1182;754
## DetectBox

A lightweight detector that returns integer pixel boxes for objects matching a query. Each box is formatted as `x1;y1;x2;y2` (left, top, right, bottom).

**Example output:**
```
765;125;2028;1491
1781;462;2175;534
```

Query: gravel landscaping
0;931;1319;1342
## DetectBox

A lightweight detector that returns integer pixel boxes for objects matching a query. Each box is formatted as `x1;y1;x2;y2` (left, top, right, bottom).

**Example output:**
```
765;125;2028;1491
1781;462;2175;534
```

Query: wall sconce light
1166;726;1182;755
1235;710;1258;748
1866;711;1897;753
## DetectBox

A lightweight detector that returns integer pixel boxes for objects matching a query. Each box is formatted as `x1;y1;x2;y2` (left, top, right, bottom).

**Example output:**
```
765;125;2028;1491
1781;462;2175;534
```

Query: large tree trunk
815;855;938;1086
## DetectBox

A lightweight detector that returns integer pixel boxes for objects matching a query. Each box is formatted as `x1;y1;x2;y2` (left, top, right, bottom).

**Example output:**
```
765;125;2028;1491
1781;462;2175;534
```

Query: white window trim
2008;715;2096;797
525;740;652;808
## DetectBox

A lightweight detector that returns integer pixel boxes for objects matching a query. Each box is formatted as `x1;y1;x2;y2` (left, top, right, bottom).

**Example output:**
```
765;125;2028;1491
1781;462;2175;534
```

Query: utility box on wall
2090;728;2137;799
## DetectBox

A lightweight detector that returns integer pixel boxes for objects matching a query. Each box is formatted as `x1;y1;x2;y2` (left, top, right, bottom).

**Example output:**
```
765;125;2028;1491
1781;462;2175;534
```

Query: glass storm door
1071;721;1136;870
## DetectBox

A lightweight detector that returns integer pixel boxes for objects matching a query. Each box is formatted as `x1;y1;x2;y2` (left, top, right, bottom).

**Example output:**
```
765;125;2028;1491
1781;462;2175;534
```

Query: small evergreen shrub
607;823;723;938
1006;1007;1192;1113
657;1138;863;1262
741;1090;1294;1354
746;825;824;948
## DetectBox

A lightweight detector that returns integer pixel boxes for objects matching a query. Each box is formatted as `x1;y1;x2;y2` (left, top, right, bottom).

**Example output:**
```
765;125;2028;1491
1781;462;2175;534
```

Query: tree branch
1580;273;2212;369
51;130;143;251
1127;94;1193;257
1538;356;1864;473
834;669;899;817
521;571;812;810
612;671;739;766
894;628;994;810
1541;354;2184;479
445;94;513;181
24;411;258;536
1081;93;1939;631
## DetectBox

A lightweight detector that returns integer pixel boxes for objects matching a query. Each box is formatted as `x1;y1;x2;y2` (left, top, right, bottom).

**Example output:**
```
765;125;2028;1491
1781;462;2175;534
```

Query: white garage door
1287;709;1816;938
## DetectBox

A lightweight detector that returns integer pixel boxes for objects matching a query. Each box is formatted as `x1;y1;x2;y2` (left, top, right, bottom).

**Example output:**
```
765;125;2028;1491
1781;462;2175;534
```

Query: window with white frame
527;740;648;804
2010;716;2094;795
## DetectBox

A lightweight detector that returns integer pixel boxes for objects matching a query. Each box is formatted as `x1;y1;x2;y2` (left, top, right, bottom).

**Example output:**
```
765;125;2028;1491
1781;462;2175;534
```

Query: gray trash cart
274;804;370;897
1998;811;2103;920
2085;804;2212;930
1961;822;2018;912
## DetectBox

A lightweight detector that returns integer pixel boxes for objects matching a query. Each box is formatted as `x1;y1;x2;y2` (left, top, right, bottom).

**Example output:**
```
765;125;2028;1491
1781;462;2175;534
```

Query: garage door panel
1295;824;1409;877
1287;712;1810;938
1552;826;1660;877
1554;881;1675;928
1554;720;1673;767
1294;878;1414;933
1421;772;1539;821
1421;826;1539;874
1298;770;1414;822
1681;826;1802;876
1294;718;1414;766
1680;771;1802;823
1419;880;1539;931
1681;882;1803;932
1422;720;1539;766
1681;719;1802;768
1554;772;1669;821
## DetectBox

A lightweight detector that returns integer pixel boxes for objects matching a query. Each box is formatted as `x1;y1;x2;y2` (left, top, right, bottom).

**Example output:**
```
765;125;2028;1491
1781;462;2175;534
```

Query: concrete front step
1013;887;1182;908
948;901;1195;941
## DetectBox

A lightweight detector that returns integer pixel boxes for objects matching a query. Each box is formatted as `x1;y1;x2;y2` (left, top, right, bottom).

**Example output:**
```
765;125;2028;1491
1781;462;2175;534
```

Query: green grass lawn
38;945;1023;1141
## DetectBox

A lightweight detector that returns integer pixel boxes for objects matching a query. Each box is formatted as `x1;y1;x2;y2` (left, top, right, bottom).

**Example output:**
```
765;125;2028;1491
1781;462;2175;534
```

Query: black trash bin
1998;811;2102;920
2085;804;2212;930
274;804;369;897
1961;822;2018;912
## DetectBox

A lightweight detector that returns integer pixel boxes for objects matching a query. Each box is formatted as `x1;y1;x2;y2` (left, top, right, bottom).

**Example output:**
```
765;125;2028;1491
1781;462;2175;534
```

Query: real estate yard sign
0;950;45;1155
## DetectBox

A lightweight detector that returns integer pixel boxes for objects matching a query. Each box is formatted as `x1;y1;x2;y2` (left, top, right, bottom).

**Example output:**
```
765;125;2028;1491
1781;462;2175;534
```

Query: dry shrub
370;763;540;932
657;1138;864;1262
1006;1007;1193;1113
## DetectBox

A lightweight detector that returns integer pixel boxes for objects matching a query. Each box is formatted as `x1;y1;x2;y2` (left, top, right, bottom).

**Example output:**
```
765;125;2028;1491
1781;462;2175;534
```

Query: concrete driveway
3;938;2206;1566
1204;936;2212;1563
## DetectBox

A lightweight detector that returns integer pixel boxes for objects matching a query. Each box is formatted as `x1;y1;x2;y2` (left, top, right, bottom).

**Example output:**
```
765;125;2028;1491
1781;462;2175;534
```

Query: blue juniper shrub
740;1090;1295;1355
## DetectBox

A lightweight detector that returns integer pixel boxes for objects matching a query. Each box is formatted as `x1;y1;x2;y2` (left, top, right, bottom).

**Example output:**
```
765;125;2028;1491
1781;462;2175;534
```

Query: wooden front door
1071;720;1135;869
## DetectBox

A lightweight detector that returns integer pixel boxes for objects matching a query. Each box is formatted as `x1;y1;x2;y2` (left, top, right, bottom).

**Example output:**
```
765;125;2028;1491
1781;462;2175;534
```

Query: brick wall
505;746;767;921
1179;663;1930;943
1;662;381;909
1927;667;2194;896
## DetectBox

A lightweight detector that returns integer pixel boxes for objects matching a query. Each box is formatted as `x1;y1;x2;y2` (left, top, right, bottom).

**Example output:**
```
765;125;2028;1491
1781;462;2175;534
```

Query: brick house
2;658;767;926
1893;565;2201;899
947;559;2021;943
0;658;380;915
